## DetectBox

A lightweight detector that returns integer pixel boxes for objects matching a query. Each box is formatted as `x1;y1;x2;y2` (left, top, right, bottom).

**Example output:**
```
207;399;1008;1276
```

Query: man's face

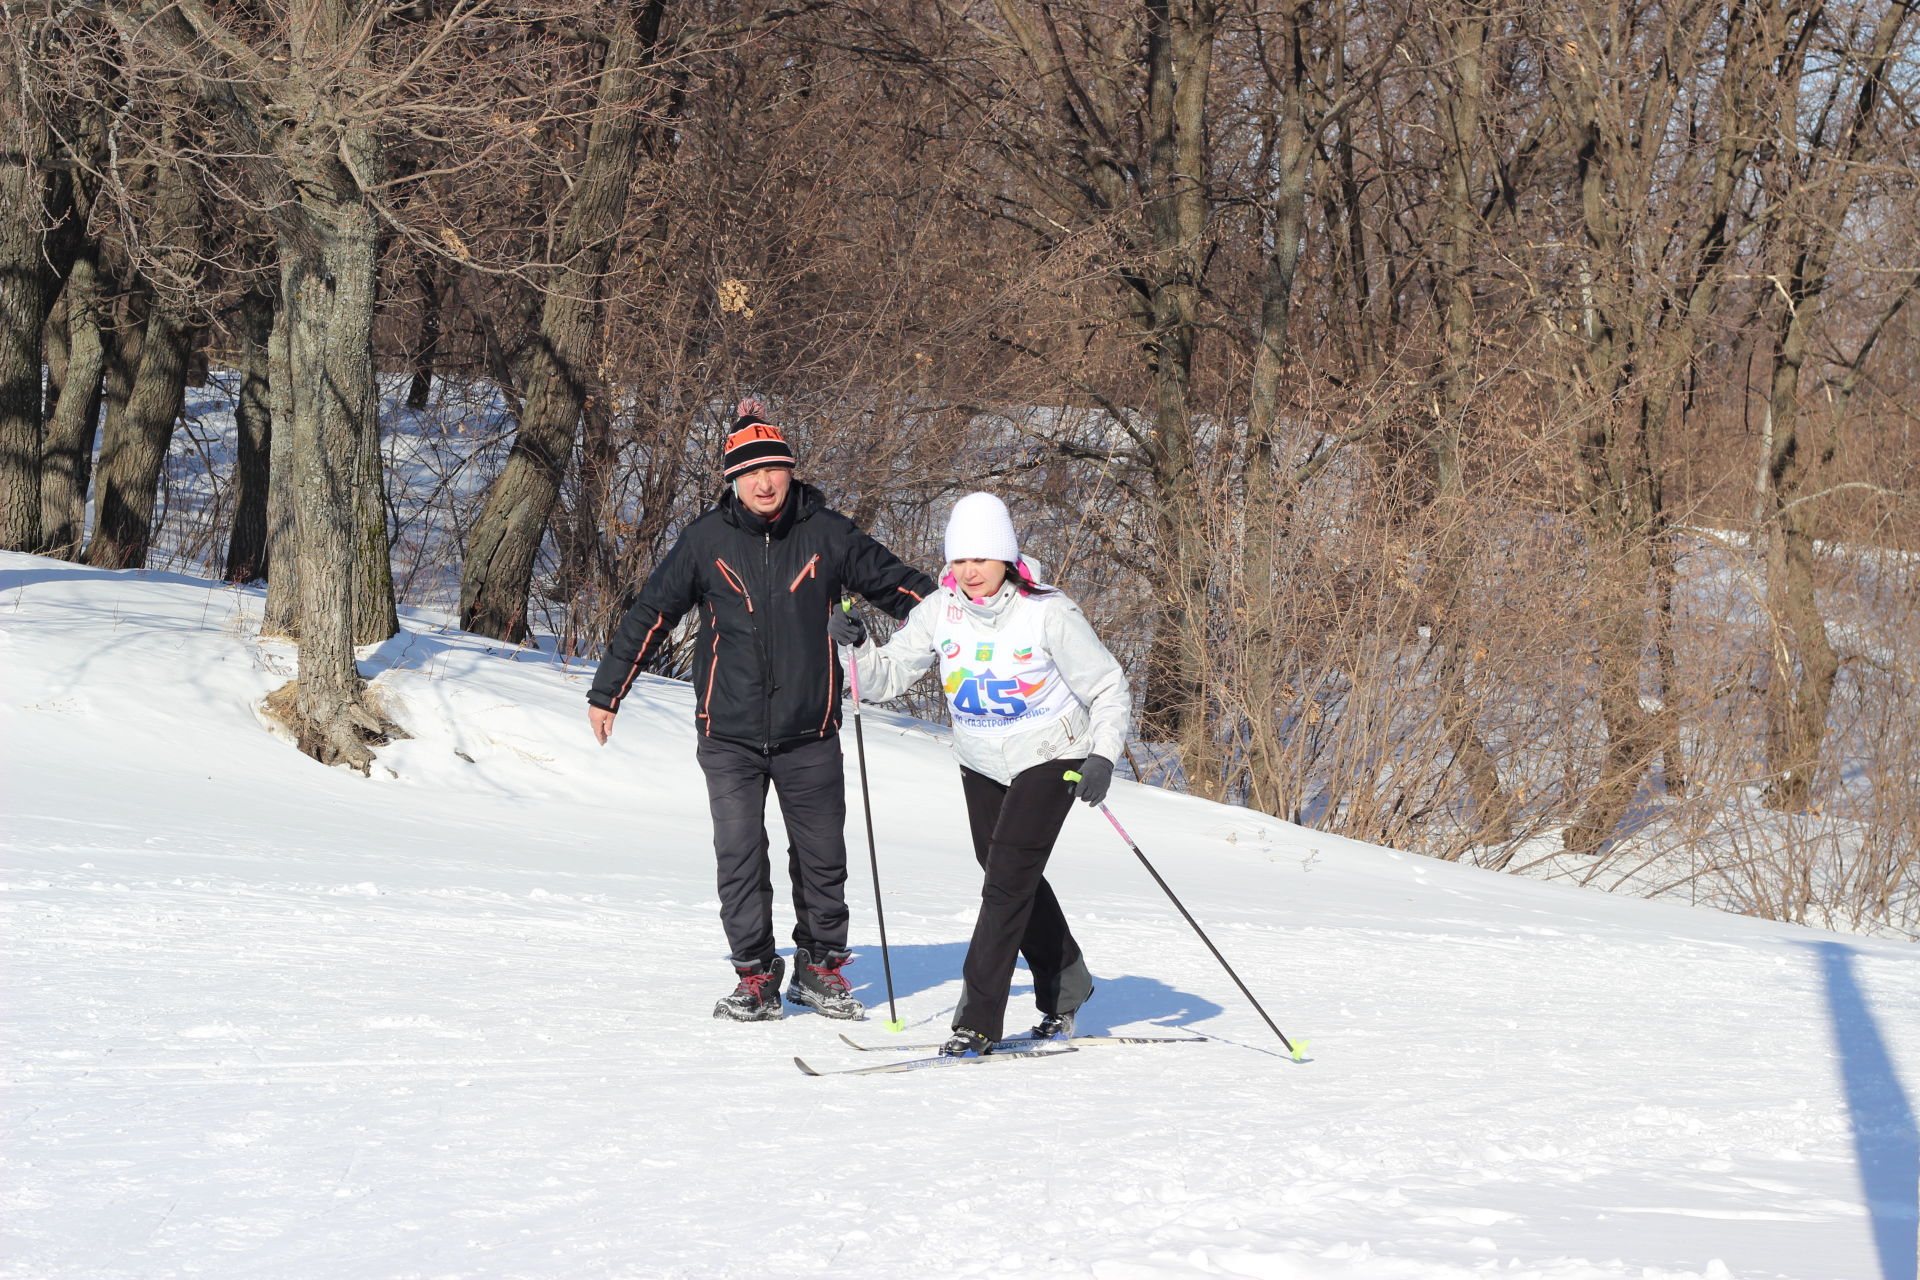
736;465;793;518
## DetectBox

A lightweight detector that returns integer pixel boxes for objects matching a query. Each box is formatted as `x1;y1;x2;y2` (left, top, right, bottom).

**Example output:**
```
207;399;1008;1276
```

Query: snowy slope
4;552;1917;1280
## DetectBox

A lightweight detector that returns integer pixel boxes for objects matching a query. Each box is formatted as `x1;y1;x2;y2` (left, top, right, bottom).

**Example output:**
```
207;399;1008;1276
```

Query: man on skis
587;399;935;1023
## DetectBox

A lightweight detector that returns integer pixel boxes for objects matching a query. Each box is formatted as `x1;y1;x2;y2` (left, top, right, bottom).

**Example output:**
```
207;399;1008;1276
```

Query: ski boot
940;1026;993;1057
713;955;785;1022
1028;1010;1076;1041
1028;983;1090;1040
785;947;865;1020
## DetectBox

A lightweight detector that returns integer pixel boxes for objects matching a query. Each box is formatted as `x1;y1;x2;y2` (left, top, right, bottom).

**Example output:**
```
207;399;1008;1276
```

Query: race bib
935;603;1079;736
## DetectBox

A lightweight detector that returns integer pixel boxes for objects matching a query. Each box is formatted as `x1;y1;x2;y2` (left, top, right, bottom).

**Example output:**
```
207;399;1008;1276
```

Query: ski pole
1063;773;1305;1061
843;599;904;1032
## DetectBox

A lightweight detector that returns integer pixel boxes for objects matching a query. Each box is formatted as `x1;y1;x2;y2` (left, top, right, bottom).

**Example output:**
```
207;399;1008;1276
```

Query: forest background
3;0;1916;936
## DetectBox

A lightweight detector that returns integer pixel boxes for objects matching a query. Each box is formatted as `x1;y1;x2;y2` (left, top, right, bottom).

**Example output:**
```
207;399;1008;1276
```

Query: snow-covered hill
4;553;1916;1280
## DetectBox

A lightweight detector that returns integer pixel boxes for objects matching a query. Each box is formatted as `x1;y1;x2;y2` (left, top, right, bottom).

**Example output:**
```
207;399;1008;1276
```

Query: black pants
695;735;849;965
954;759;1095;1042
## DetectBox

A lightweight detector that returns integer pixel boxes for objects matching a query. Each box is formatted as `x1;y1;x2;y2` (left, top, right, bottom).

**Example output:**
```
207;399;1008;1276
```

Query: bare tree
1547;0;1775;853
458;0;675;643
108;0;405;767
84;118;200;569
1753;0;1916;810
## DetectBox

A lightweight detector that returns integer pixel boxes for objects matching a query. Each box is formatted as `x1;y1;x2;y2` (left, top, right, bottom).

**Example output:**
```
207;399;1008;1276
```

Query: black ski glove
1070;755;1114;807
827;607;867;647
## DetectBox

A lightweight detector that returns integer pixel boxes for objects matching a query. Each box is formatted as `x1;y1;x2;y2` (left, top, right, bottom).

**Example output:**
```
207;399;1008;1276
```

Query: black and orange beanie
723;413;796;479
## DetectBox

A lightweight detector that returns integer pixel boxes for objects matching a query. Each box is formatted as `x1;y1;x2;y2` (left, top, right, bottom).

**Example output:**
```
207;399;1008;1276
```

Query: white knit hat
944;492;1020;564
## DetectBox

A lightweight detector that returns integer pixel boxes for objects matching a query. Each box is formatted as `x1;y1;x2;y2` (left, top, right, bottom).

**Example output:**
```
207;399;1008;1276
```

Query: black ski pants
695;735;849;966
953;759;1095;1042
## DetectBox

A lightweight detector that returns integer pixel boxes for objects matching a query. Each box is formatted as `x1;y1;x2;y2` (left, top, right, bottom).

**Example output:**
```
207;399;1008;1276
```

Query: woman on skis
830;492;1129;1056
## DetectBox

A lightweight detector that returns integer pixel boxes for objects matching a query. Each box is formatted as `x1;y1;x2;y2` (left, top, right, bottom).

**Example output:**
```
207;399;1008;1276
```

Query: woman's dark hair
1008;560;1058;596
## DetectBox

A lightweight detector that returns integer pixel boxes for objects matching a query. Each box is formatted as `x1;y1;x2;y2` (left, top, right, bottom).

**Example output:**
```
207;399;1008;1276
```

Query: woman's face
951;558;1008;600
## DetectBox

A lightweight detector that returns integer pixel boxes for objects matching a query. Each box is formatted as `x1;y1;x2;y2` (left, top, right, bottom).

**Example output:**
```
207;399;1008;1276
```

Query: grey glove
1070;755;1114;807
827;607;867;647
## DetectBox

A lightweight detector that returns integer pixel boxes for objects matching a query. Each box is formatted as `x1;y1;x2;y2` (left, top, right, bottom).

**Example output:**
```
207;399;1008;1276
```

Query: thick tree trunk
261;291;300;636
349;362;397;645
275;188;402;770
100;289;143;441
83;302;191;568
459;0;668;642
0;87;52;552
40;247;107;558
83;142;199;571
225;283;274;582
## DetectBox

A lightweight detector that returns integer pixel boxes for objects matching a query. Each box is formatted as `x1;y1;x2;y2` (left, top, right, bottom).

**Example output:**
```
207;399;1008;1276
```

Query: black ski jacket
588;482;935;750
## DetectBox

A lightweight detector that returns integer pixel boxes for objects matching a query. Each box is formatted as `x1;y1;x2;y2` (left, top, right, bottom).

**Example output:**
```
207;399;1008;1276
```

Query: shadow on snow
821;939;1226;1033
1808;940;1918;1280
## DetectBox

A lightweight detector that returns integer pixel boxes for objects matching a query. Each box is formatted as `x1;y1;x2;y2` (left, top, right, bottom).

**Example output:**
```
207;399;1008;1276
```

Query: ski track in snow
3;554;1918;1280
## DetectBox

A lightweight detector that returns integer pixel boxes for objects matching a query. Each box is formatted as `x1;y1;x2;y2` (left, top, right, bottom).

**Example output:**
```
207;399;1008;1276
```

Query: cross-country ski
793;1045;1078;1077
836;1031;1208;1053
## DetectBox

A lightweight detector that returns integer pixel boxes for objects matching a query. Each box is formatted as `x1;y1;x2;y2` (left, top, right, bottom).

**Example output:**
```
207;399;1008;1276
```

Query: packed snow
3;552;1917;1279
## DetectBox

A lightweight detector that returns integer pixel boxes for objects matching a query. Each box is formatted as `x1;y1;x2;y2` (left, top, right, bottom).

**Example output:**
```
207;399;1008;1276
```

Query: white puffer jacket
847;579;1129;785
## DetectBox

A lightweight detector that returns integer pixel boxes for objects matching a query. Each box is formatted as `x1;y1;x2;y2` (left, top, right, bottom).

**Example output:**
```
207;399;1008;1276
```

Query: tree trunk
83;301;191;568
276;187;402;769
261;290;299;636
558;381;617;656
225;282;274;582
458;0;669;642
1143;0;1221;800
40;246;107;558
1753;0;1911;812
1427;0;1510;847
1761;508;1835;810
1238;3;1314;821
44;289;68;429
350;357;397;645
404;262;439;410
1564;431;1665;856
0;79;52;552
109;0;400;765
82;138;199;571
1551;1;1772;854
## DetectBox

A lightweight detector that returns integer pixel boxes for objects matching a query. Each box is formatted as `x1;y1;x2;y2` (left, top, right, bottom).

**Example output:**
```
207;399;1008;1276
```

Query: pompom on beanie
944;492;1020;565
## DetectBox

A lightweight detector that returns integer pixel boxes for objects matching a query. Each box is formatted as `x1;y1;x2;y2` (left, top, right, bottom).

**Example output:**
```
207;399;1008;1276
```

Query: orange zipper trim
699;605;721;733
714;558;753;612
820;643;835;736
789;554;820;593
